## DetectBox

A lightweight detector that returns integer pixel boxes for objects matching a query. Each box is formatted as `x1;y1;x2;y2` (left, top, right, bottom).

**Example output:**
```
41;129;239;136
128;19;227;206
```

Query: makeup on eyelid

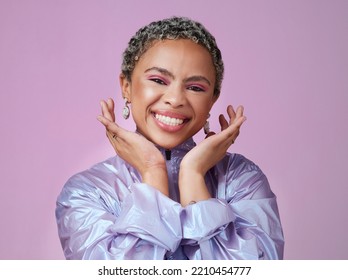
147;75;169;85
147;75;208;92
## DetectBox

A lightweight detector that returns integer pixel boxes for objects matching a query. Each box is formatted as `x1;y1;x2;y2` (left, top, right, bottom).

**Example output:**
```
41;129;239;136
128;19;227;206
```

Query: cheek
192;98;213;116
131;82;159;104
130;84;159;118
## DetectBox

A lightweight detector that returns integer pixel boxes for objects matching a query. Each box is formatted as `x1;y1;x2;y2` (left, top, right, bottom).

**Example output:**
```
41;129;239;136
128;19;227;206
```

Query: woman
56;17;284;260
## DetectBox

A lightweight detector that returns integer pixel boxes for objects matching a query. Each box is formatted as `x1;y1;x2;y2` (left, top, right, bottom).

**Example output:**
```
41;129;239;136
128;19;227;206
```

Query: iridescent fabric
56;138;284;259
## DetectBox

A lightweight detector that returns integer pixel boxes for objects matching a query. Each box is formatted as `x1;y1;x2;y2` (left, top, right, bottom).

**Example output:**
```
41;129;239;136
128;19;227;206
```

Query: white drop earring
122;98;130;119
204;113;210;134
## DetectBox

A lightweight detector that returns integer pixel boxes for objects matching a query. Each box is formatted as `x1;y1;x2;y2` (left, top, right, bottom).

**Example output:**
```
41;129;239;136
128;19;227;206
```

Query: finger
105;130;123;155
97;115;132;143
106;98;115;122
234;106;244;121
106;130;117;143
100;100;113;122
106;97;114;109
101;99;114;121
205;131;216;139
219;114;229;131
107;131;123;147
220;115;246;140
227;105;236;125
97;115;120;135
231;114;246;130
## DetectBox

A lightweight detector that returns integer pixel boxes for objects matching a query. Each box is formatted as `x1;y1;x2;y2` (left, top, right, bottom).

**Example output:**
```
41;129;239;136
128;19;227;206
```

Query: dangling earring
204;113;210;134
122;98;130;119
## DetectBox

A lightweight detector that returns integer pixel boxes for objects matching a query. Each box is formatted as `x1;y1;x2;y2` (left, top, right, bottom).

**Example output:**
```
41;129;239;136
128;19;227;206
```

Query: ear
119;74;131;102
209;93;219;110
212;93;219;104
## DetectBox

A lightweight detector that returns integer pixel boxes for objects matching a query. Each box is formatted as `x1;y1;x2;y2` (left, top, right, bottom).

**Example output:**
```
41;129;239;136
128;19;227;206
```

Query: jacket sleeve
181;156;284;260
56;174;182;260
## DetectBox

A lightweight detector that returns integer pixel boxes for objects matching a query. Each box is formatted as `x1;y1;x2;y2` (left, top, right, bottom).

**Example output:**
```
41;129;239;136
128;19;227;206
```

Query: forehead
135;39;215;77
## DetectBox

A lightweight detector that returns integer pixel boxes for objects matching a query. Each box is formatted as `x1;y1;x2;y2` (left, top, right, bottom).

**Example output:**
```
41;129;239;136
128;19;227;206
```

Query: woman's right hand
97;98;169;196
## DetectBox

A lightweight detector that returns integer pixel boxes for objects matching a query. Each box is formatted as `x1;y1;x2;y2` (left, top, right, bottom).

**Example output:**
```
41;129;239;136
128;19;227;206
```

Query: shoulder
226;153;264;175
57;155;137;205
215;153;274;201
215;153;264;177
64;156;119;188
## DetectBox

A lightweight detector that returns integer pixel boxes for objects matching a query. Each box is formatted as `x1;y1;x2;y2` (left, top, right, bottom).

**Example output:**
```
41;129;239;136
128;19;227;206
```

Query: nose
163;84;186;108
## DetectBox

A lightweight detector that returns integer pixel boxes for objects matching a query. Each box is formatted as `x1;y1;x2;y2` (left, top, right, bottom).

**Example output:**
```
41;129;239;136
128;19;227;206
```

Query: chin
151;136;188;150
138;126;195;150
154;141;181;150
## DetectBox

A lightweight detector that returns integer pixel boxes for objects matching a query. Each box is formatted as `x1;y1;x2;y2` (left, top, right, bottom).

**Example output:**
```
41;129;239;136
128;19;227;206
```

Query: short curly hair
121;16;224;97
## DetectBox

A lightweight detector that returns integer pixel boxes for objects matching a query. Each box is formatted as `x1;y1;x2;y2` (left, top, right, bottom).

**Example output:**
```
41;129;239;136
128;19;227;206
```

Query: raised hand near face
179;105;246;206
97;98;169;196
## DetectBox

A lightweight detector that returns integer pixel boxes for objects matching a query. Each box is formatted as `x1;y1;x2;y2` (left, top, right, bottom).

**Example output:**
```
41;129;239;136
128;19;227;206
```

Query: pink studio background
0;0;347;259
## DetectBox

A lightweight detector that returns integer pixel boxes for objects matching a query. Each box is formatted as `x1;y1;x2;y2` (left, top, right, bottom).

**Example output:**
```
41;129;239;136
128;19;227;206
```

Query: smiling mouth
154;113;188;126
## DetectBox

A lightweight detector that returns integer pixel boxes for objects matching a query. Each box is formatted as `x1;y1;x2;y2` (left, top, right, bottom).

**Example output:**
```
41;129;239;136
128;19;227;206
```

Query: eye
150;78;167;85
187;85;205;92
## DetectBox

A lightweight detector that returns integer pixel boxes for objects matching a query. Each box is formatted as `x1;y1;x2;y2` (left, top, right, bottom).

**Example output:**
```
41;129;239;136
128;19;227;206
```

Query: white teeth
155;114;184;126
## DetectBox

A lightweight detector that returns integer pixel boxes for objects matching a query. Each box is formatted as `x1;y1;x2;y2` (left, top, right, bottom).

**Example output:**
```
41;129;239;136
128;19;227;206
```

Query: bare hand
181;105;246;175
97;98;169;195
178;105;246;205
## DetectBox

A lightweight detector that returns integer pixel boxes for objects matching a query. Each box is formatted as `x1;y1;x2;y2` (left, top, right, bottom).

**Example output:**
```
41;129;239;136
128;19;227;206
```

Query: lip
153;110;189;119
151;110;190;133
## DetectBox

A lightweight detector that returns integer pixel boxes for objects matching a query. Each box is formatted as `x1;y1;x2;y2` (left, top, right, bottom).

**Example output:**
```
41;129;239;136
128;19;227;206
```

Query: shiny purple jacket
56;138;284;259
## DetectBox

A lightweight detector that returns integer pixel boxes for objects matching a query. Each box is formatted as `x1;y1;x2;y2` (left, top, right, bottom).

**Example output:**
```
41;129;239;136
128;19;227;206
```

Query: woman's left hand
182;105;246;174
179;105;246;205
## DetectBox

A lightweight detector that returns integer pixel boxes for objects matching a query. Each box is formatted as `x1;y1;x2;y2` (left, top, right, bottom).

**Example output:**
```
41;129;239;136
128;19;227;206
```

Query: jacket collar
157;138;196;161
135;130;196;160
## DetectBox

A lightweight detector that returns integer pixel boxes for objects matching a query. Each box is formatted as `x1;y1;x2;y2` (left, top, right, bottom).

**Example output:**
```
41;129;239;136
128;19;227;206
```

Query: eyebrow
144;67;211;86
